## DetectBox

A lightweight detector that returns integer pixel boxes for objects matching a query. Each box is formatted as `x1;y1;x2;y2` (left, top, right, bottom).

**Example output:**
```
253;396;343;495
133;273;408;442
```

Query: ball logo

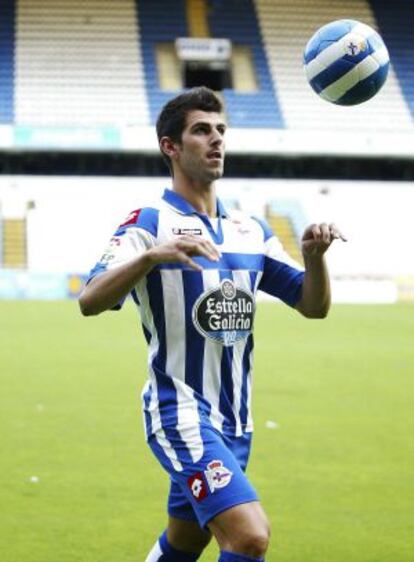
343;34;367;56
192;279;254;346
304;20;390;105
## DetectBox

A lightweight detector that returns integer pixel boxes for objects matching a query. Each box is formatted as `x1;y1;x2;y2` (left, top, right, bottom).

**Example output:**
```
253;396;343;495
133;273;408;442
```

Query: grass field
0;301;413;562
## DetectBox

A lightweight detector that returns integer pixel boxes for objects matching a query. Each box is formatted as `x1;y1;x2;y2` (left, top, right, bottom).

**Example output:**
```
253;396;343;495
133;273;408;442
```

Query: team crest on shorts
204;460;233;493
192;279;255;346
187;460;233;502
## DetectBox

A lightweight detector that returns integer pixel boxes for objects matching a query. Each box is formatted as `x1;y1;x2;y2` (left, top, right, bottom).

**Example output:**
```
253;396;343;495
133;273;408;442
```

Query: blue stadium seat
209;0;284;128
0;0;15;124
137;0;284;128
136;0;188;123
370;0;414;119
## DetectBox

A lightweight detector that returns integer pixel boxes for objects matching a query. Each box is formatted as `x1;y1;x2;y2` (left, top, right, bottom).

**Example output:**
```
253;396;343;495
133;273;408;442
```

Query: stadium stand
138;0;284;128
254;0;413;132
208;0;284;128
0;0;412;135
187;0;210;38
0;0;413;301
0;0;15;124
15;0;149;126
370;0;414;119
266;198;307;264
2;175;413;283
2;218;26;268
137;0;188;123
266;212;302;264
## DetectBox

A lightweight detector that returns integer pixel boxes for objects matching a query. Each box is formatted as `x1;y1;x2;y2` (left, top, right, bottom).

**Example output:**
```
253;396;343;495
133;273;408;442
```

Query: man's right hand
79;236;221;316
147;235;221;271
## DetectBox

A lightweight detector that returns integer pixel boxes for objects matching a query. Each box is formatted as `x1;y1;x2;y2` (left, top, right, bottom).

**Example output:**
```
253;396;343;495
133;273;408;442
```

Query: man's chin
193;164;224;184
207;167;224;181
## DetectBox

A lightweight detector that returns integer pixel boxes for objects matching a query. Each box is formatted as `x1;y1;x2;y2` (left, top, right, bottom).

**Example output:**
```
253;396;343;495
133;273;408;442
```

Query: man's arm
79;235;220;316
295;223;346;319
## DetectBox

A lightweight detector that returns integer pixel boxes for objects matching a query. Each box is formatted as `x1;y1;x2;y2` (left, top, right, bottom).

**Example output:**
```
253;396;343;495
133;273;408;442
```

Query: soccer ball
303;19;390;105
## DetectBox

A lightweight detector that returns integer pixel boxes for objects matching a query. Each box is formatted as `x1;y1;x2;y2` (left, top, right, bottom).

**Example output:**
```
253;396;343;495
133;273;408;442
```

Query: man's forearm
79;252;154;316
79;235;221;316
296;255;331;318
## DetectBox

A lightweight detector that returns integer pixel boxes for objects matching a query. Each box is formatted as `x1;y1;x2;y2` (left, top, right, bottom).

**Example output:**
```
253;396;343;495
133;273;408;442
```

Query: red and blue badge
119;209;141;227
187;472;209;502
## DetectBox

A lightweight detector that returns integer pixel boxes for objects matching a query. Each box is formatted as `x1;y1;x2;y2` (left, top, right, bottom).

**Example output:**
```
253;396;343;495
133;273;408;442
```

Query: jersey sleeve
86;208;159;309
253;217;305;307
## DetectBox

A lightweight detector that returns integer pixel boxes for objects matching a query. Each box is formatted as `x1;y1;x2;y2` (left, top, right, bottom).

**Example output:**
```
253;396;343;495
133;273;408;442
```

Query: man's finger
177;240;219;262
311;223;322;241
329;223;348;242
320;223;331;244
177;235;221;259
198;238;221;260
176;251;203;271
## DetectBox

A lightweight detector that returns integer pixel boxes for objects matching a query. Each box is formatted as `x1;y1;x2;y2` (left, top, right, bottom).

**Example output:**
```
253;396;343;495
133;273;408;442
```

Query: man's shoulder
115;206;160;237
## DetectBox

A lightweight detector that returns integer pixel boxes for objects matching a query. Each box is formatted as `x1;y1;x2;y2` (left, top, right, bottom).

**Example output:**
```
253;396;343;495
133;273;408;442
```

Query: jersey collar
162;188;229;218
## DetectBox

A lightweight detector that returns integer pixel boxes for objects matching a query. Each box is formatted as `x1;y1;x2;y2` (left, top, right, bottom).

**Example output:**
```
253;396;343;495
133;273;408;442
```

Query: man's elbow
304;307;329;319
296;301;330;319
78;293;99;316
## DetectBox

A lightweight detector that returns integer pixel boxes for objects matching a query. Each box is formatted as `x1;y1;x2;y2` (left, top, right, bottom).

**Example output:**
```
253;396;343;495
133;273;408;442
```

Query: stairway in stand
2;218;27;268
267;213;303;265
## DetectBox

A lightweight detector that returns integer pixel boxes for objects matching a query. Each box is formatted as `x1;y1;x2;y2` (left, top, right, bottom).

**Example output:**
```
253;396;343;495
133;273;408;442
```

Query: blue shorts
148;423;258;528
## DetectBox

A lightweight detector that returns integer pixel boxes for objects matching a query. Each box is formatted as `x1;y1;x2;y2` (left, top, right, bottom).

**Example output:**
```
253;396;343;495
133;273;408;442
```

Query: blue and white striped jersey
88;189;304;440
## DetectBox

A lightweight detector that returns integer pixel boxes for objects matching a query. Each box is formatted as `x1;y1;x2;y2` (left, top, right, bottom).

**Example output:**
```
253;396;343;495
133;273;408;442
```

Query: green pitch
0;301;413;562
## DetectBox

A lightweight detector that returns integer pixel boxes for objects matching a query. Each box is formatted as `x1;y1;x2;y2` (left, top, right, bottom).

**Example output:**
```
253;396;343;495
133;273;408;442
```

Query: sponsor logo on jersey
100;252;115;263
172;227;203;236
119;209;141;227
192;279;254;346
187;472;209;502
109;236;121;246
204;460;233;492
100;236;121;264
229;218;250;234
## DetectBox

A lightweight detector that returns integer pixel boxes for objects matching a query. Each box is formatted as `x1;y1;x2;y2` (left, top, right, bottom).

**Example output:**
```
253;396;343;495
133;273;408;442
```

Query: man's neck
172;178;217;218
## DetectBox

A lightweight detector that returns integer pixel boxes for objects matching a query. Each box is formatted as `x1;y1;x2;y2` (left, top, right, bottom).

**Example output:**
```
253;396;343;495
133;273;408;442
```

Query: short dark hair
156;86;223;171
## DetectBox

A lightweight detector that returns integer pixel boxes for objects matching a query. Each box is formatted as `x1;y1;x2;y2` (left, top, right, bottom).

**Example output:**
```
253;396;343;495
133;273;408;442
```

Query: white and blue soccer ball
303;19;390;105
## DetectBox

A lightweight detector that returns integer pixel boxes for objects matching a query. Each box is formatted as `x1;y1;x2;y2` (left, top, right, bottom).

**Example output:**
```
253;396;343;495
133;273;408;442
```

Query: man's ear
160;137;179;161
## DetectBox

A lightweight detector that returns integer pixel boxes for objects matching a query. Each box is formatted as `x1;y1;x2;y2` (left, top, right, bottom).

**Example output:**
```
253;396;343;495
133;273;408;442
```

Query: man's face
174;110;226;184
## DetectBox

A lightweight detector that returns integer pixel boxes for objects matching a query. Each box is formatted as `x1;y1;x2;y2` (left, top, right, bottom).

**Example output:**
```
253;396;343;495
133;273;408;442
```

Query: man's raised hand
147;235;221;271
301;223;347;258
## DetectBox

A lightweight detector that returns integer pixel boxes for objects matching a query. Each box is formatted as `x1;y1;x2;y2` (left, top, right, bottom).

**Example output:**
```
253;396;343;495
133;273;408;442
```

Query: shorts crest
204;460;233;492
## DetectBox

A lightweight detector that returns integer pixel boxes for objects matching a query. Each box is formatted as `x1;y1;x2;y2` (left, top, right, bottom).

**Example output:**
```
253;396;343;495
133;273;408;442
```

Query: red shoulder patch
119;209;141;228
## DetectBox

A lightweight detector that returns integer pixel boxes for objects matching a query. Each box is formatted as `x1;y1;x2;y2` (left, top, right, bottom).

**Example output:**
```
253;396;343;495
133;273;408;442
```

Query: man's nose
210;130;223;145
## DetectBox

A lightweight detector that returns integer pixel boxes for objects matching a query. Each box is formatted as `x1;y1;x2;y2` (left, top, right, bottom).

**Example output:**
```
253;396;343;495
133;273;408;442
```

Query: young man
79;87;346;562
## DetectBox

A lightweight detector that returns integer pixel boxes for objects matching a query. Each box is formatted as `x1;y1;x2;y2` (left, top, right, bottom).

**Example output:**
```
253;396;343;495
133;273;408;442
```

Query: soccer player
79;87;346;562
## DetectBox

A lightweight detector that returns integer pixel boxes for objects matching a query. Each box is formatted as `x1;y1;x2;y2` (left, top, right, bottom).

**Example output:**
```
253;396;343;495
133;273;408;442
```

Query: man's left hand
301;223;347;258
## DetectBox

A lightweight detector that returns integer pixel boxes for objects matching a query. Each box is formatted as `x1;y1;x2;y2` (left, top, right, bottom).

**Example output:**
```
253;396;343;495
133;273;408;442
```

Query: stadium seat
370;0;414;119
0;0;15;124
15;0;149;126
254;0;413;133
